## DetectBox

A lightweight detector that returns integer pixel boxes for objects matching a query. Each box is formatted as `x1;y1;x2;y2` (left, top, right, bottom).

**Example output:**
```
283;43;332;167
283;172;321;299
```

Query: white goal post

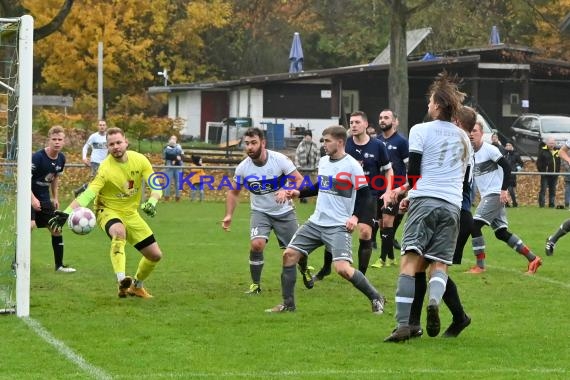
0;15;33;317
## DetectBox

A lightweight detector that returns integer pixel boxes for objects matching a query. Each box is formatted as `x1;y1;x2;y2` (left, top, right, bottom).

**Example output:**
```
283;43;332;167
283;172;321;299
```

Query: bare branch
34;0;74;41
407;0;436;17
521;0;560;32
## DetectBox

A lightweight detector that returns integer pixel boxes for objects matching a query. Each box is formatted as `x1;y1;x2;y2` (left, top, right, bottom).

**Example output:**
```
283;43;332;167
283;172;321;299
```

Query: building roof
148;44;570;94
148;55;480;94
371;27;432;65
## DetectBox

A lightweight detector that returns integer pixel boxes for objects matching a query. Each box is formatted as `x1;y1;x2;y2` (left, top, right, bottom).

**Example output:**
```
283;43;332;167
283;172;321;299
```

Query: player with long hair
384;72;471;342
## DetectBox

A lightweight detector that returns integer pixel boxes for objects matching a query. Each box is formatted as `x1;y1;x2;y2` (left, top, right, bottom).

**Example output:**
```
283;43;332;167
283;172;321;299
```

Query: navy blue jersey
31;149;65;203
378;132;409;188
345;137;392;195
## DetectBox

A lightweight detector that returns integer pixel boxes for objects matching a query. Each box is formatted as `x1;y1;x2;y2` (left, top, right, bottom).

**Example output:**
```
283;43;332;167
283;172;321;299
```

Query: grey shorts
473;194;508;231
401;197;460;265
287;221;353;263
250;209;298;248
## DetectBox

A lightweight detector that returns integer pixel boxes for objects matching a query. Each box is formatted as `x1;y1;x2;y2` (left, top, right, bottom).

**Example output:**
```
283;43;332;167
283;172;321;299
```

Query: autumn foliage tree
17;0;570;143
25;0;232;102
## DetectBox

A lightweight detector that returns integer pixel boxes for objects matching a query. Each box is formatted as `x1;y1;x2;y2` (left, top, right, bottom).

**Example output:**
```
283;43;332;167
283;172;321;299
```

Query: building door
201;91;229;140
341;90;359;126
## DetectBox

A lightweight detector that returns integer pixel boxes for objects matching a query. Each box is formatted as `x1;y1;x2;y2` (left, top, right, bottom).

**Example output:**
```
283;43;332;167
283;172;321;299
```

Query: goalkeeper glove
48;210;69;232
141;198;158;217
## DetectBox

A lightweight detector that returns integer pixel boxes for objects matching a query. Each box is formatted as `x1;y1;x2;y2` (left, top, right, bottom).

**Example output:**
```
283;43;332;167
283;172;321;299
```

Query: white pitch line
23;317;113;380
113;367;568;378
488;264;570;289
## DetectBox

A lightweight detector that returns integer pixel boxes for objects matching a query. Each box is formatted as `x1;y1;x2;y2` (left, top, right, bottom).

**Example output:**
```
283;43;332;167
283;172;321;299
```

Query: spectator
536;137;560;208
491;133;506;155
189;155;206;202
295;130;319;204
163;135;184;201
503;142;523;207
319;137;326;157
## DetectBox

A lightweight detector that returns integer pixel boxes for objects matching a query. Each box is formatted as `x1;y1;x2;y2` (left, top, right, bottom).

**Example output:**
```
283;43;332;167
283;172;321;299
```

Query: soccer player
266;125;386;314
49;127;163;298
312;111;393;279
407;105;478;339
31;125;76;273
466;122;542;274
372;108;409;268
545;219;570;256
72;119;108;197
221;127;312;294
545;139;570;255
384;72;471;342
346;111;393;273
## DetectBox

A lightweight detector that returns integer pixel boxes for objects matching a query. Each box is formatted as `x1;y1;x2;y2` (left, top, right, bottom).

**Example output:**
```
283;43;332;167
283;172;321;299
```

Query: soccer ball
67;207;97;235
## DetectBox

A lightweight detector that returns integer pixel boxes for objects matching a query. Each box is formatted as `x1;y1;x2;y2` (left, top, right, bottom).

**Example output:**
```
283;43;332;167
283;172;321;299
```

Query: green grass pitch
3;201;570;379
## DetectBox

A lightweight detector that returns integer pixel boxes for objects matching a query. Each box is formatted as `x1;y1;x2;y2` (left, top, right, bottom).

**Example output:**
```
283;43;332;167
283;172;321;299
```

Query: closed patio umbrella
289;32;304;73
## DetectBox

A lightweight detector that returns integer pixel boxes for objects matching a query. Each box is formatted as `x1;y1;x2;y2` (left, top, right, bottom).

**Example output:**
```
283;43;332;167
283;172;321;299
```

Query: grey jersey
407;120;470;209
82;132;108;164
234;150;297;216
308;154;366;227
473;142;504;197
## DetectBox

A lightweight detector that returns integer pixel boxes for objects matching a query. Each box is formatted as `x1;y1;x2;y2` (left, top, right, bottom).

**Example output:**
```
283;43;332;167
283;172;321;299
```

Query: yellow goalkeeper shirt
89;151;156;213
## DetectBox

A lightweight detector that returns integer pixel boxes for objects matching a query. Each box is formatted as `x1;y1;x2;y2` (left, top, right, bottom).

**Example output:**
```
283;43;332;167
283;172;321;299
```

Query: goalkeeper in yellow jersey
49;127;163;299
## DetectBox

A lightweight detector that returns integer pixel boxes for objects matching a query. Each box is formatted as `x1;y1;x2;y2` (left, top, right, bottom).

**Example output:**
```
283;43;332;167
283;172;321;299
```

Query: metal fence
4;158;560;207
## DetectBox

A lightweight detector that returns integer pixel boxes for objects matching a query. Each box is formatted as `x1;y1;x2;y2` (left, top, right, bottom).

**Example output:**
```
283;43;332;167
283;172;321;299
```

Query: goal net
0;15;33;317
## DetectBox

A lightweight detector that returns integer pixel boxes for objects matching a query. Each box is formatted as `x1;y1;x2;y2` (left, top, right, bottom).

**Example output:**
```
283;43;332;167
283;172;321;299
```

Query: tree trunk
384;0;434;137
388;0;409;136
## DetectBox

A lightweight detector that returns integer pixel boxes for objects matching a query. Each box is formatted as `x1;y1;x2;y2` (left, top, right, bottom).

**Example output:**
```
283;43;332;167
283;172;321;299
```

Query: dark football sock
409;271;426;326
349;269;380;301
281;265;297;307
380;227;395;261
442;277;466;322
357;239;372;274
249;251;264;284
52;235;64;269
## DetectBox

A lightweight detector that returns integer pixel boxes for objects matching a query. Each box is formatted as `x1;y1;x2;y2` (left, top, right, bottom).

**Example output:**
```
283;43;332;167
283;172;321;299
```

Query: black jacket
504;150;523;186
536;146;560;173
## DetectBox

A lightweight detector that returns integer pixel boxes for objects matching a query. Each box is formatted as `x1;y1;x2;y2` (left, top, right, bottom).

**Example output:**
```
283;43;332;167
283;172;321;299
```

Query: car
509;114;570;156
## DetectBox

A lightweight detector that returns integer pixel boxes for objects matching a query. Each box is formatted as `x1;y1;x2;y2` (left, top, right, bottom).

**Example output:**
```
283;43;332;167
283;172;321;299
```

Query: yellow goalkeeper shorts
96;208;153;247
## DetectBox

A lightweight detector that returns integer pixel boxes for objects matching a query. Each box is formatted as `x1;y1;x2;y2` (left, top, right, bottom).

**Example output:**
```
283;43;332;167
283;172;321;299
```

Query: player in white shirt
466;122;542;274
266;125;386;314
222;128;312;295
408;106;478;339
384;73;471;342
73;120;108;197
